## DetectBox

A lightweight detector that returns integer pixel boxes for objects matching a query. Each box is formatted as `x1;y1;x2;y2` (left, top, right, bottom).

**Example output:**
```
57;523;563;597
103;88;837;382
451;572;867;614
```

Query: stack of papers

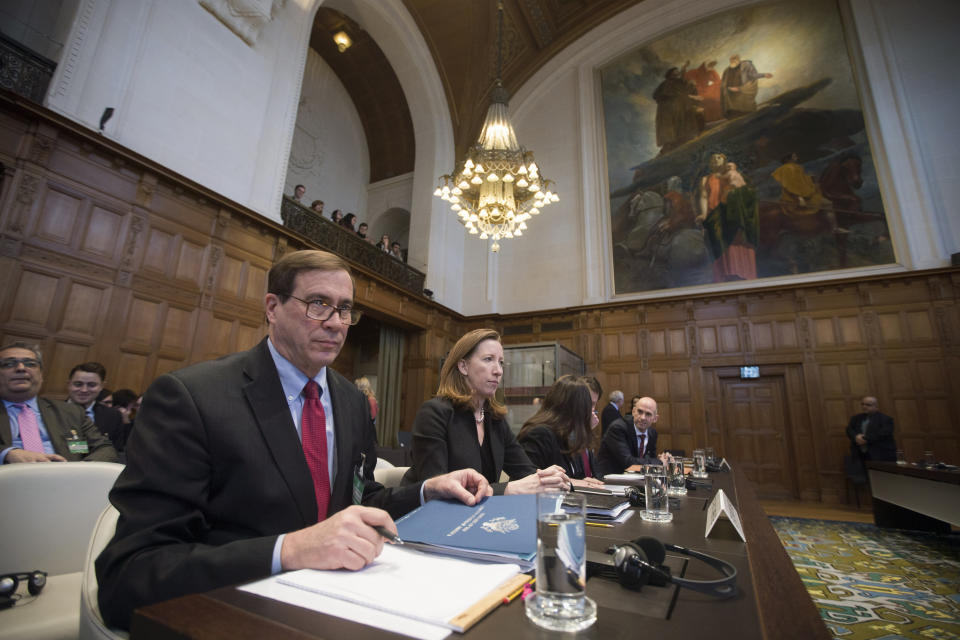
565;491;632;520
268;545;524;636
396;495;537;568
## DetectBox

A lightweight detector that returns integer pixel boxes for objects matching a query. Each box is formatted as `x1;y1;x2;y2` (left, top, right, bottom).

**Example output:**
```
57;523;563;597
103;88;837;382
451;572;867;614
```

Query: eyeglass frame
0;358;41;370
283;294;363;325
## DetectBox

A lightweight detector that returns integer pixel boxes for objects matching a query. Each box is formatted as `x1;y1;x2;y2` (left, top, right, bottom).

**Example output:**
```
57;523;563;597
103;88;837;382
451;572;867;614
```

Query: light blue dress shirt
1;397;55;463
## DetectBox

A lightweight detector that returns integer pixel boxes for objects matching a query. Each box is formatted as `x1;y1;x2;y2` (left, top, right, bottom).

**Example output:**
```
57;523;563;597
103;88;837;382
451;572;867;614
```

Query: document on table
240;544;524;640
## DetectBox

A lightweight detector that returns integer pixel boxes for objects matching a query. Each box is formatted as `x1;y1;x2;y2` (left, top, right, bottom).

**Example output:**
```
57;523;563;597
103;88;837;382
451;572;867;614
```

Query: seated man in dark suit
66;361;126;452
601;389;624;435
846;396;896;466
0;342;118;464
597;396;662;477
96;250;491;630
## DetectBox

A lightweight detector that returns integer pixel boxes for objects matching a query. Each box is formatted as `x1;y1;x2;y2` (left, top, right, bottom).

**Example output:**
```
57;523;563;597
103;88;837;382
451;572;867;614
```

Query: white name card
704;489;746;542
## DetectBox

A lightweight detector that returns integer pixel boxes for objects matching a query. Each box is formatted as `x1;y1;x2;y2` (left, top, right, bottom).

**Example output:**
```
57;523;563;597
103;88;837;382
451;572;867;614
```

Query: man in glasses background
0;342;118;463
97;249;491;630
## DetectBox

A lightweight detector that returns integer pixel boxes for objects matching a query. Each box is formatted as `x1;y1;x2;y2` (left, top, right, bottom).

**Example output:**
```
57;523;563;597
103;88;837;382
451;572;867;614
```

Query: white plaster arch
317;0;463;309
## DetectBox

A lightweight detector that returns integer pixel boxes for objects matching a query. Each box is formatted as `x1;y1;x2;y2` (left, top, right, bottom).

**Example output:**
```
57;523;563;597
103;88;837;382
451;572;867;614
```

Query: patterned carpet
770;517;960;639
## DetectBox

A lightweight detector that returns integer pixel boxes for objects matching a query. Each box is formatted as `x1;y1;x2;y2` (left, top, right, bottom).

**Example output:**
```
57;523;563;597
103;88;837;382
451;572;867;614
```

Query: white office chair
374;465;410;488
78;506;128;640
0;461;123;640
374;456;395;470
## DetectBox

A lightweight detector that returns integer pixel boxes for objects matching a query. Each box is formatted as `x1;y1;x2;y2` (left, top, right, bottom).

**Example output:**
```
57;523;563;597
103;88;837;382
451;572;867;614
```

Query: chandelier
433;1;558;253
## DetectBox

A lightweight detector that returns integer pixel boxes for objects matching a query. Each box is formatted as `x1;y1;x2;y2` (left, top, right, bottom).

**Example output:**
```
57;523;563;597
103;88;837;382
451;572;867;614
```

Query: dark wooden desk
867;461;960;532
131;468;828;640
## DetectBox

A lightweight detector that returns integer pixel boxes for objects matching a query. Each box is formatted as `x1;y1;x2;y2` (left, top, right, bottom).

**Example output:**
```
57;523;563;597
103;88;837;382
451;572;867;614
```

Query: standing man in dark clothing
845;396;896;464
601;390;624;435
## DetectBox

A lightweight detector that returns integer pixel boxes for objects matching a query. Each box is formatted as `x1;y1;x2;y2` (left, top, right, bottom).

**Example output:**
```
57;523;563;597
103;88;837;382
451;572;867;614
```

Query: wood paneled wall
490;275;960;502
2;94;957;504
0;95;461;423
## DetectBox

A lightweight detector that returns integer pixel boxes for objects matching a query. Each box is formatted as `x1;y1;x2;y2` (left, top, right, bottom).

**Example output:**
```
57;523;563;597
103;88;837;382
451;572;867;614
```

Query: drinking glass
896;449;907;465
692;448;708;479
525;489;596;631
705;447;716;466
667;457;687;496
641;465;673;522
923;451;936;467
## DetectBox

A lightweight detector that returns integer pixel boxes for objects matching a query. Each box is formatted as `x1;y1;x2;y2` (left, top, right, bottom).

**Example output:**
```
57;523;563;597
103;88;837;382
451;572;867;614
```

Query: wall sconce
333;31;352;53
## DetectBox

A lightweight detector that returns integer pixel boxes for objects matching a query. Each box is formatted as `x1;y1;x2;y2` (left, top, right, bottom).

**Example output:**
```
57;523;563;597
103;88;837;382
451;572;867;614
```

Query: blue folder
396;495;537;567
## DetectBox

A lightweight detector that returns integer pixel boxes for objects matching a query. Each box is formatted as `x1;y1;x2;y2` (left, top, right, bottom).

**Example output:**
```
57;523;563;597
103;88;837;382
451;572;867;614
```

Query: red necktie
15;403;44;453
301;381;330;520
581;450;593;478
638;433;646;456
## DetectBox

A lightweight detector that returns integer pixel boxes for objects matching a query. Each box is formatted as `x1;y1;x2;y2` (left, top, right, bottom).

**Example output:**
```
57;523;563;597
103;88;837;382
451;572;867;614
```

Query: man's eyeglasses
286;295;363;325
0;358;40;370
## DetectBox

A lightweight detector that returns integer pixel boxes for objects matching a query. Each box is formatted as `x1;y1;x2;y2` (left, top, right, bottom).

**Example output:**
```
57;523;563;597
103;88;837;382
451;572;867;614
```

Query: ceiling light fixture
433;1;558;253
333;30;352;53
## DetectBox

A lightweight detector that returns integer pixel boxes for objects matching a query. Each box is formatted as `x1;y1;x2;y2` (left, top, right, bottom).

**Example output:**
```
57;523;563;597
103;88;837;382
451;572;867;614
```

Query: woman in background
340;212;357;232
517;375;604;486
402;328;568;494
330;209;343;224
355;376;378;424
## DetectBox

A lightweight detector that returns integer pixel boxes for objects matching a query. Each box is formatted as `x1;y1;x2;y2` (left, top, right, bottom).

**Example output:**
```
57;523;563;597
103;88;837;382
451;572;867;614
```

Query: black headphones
610;537;737;599
0;571;47;609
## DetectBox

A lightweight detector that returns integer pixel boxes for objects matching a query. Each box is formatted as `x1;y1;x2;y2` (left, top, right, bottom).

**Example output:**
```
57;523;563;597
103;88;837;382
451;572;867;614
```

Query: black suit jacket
92;403;127;452
596;417;659;477
1;397;118;462
401;397;535;494
96;338;422;629
845;411;896;462
601;403;622;435
518;425;599;479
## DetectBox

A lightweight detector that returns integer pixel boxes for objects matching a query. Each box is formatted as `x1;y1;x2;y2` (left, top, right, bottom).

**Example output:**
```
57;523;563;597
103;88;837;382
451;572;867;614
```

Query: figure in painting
653;67;704;153
697;153;758;282
771;152;847;233
684;60;723;123
721;55;773;118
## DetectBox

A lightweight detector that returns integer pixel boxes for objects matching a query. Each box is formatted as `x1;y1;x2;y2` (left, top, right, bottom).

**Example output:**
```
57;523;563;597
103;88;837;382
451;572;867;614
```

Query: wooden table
867;461;960;532
130;467;828;640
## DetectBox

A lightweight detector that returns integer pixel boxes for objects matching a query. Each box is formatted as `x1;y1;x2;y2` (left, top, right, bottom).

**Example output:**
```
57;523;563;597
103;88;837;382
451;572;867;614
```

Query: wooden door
720;376;797;499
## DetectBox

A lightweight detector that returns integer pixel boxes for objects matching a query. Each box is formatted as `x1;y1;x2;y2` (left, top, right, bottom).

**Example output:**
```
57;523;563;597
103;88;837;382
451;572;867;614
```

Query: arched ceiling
312;1;644;183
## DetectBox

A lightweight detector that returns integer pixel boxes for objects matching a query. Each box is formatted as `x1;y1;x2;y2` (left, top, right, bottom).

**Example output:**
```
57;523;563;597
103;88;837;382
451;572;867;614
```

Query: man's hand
505;465;570;494
855;434;867;446
280;505;392;572
5;449;67;463
423;468;492;505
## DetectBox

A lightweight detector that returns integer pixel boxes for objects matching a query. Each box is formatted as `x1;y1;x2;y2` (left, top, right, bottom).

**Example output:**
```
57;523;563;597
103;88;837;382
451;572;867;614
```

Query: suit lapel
0;404;12;448
327;371;358;513
242;340;317;525
38;398;70;458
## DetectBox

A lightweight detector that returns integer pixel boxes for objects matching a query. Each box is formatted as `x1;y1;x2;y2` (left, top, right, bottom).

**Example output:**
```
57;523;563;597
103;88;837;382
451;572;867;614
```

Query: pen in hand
374;525;404;545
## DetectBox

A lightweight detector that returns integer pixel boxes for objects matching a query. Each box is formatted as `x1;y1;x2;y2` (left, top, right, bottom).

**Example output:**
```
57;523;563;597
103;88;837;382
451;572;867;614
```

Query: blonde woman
355;376;378;423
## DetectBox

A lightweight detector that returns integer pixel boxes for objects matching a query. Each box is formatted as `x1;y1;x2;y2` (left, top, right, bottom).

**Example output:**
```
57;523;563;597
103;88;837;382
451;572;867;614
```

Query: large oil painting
601;0;894;295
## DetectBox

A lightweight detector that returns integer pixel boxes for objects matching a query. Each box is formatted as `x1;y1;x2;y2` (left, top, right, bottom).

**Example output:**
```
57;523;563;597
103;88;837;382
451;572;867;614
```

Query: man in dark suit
597;396;661;477
66;361;127;452
0;342;118;463
846;396;896;464
96;250;491;630
601;390;624;435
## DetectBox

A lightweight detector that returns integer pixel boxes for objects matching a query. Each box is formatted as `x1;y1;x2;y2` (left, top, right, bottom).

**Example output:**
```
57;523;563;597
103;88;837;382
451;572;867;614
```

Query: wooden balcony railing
280;197;426;296
0;33;55;104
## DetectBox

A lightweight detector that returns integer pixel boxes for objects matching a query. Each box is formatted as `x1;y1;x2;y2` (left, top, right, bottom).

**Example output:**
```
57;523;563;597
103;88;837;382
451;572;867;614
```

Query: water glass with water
705;446;716;466
667;457;687;496
525;489;597;631
896;449;907;465
692;448;708;478
641;465;673;522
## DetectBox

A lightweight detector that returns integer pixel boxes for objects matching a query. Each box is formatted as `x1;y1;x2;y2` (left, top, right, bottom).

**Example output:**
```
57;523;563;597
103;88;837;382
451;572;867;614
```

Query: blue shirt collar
3;396;39;412
267;337;329;403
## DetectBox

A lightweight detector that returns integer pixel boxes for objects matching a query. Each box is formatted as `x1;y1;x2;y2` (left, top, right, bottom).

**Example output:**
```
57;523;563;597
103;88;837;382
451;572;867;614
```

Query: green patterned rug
770;517;960;639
